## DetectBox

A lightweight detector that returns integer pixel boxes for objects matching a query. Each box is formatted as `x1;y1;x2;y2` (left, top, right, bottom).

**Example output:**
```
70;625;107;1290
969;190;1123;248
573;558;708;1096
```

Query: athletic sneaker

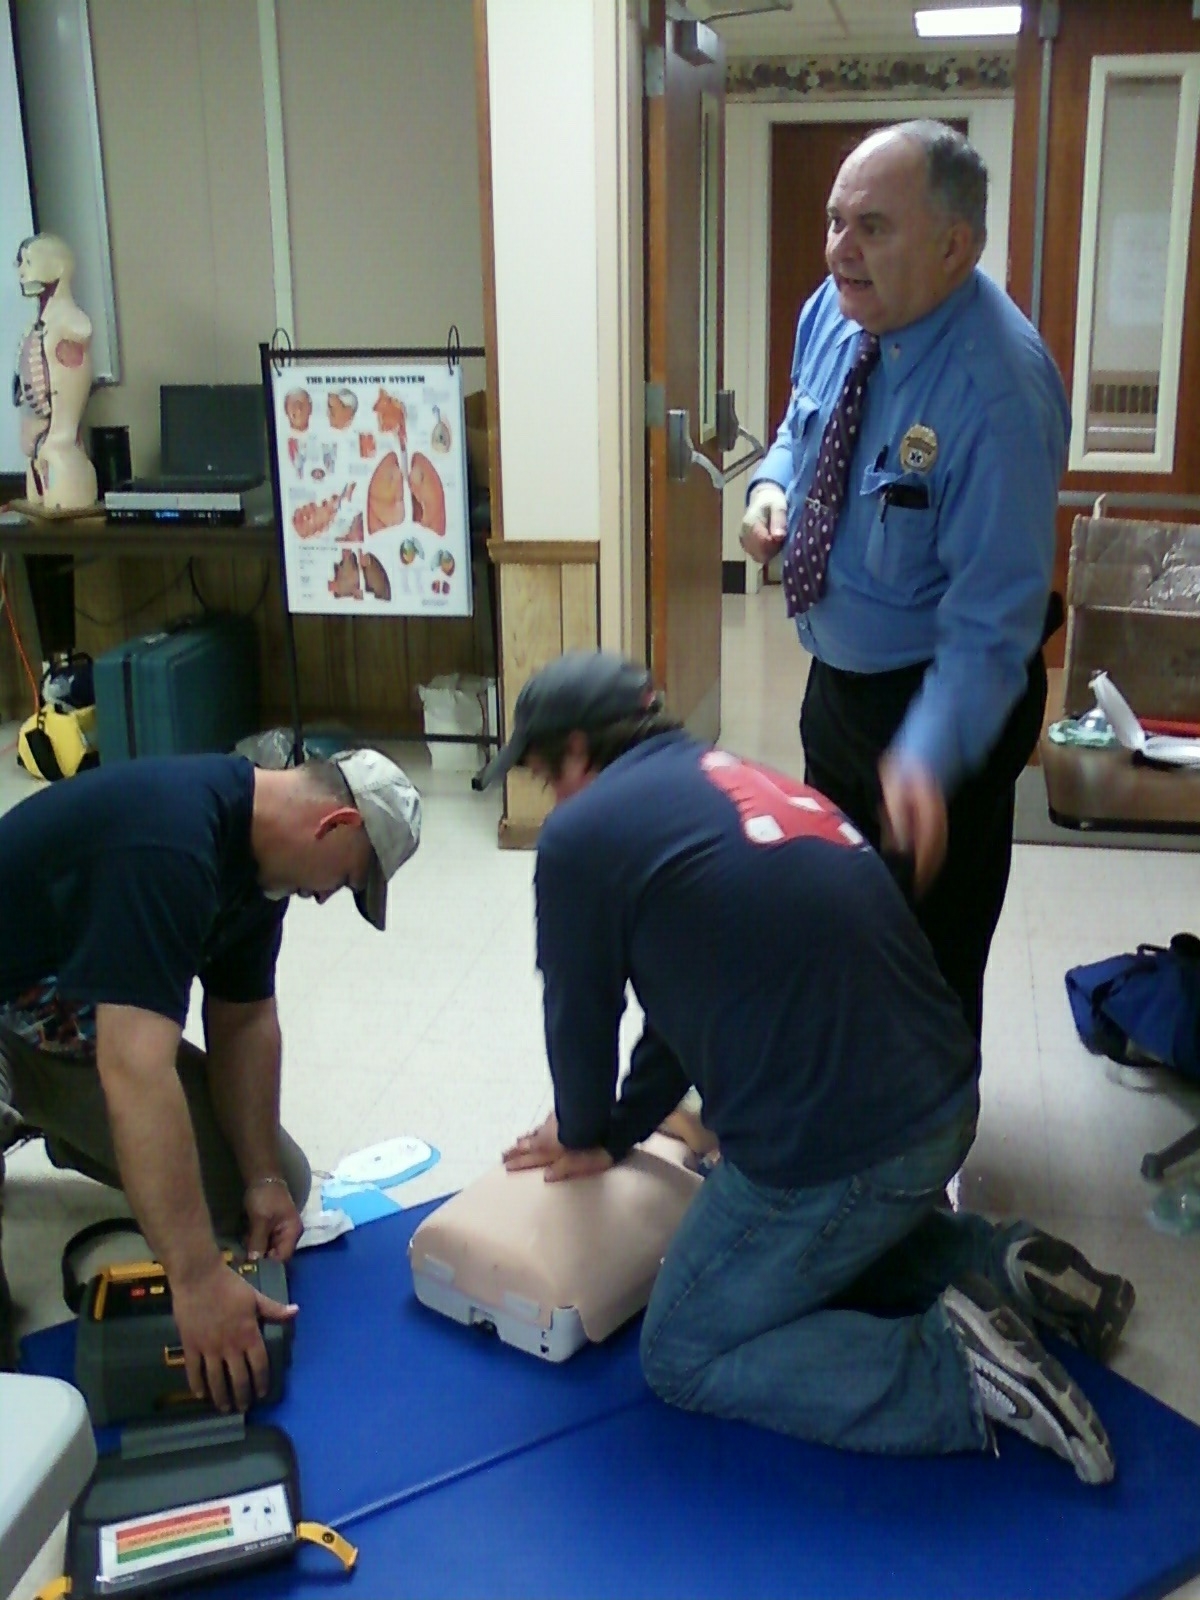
1004;1231;1135;1364
944;1274;1115;1485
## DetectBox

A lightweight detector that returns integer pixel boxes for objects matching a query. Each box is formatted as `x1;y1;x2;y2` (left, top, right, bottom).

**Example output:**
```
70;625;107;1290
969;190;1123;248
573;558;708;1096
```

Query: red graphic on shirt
700;750;864;850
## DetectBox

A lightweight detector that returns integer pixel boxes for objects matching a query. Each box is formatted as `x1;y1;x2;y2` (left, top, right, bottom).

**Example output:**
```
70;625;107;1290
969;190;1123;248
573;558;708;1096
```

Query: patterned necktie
782;331;881;619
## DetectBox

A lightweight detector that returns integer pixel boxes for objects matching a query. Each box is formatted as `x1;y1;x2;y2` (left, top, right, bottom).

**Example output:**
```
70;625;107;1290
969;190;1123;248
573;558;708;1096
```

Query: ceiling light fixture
913;6;1022;37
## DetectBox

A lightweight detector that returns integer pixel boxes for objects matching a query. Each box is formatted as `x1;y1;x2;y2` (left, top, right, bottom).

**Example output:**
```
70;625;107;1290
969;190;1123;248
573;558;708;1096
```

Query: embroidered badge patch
899;423;938;473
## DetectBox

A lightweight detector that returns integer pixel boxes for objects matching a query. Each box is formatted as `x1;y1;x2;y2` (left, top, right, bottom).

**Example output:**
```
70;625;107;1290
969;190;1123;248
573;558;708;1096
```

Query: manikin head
254;751;421;930
16;234;76;299
824;120;987;335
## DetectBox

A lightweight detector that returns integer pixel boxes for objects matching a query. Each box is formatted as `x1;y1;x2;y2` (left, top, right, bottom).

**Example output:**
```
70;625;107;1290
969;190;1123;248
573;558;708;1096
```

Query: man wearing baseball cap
490;650;1130;1485
0;747;419;1404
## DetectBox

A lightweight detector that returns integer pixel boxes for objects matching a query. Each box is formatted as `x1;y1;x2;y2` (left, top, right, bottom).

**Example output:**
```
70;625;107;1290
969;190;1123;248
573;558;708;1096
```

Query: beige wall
83;0;275;471
84;0;484;474
277;0;483;353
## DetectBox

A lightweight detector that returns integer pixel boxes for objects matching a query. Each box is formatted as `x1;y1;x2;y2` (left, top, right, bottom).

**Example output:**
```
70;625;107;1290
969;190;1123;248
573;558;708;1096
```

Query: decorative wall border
727;51;1015;101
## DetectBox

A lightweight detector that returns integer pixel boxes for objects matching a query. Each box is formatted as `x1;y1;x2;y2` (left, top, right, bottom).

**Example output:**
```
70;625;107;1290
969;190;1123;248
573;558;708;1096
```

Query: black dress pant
800;653;1047;1042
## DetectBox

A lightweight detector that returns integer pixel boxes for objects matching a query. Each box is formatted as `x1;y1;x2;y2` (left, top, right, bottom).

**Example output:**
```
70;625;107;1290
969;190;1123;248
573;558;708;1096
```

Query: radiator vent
1089;378;1159;418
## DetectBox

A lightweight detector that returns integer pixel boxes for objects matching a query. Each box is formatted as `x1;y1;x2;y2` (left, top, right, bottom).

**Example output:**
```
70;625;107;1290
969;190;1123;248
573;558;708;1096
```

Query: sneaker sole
1014;1245;1136;1364
946;1283;1115;1486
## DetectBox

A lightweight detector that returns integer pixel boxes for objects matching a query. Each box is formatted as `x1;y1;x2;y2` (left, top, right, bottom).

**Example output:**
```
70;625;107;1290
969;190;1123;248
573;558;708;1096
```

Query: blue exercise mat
21;1202;1200;1600
20;1200;648;1524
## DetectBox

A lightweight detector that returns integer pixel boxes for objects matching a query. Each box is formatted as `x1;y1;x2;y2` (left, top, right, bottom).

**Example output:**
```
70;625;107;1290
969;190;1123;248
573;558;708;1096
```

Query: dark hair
895;119;988;244
298;757;353;805
525;710;683;781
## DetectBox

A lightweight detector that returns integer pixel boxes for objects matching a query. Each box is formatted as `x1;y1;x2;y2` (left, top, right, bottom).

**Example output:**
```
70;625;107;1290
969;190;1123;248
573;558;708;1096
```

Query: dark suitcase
94;615;259;763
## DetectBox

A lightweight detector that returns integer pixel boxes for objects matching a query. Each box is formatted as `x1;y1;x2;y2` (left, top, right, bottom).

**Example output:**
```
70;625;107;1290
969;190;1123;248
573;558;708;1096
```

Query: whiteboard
0;1;35;475
13;0;120;386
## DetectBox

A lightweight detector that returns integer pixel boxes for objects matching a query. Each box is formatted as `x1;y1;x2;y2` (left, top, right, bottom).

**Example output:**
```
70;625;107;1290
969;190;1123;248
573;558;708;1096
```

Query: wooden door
769;120;966;431
644;1;725;741
1008;0;1200;667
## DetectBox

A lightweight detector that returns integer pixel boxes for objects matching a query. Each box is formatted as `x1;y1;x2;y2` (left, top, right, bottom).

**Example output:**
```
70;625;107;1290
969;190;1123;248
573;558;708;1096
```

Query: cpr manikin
409;1135;701;1361
13;233;98;511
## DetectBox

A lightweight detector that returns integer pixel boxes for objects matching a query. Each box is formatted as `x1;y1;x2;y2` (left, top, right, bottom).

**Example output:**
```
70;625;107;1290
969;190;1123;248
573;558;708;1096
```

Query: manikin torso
13;233;97;511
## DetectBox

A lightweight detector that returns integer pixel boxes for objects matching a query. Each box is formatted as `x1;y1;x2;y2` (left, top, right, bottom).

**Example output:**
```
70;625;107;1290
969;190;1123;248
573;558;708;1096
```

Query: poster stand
259;331;487;767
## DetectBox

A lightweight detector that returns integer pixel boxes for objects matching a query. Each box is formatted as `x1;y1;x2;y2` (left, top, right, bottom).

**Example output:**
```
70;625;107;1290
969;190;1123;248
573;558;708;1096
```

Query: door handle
716;390;767;481
666;392;765;490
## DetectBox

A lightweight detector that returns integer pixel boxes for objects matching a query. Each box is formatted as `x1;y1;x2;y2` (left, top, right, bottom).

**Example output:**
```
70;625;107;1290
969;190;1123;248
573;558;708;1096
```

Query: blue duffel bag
1065;933;1200;1081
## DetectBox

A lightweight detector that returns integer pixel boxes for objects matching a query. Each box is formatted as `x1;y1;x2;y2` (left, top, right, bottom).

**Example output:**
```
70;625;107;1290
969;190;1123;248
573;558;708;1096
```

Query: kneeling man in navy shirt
485;651;1132;1485
0;748;419;1407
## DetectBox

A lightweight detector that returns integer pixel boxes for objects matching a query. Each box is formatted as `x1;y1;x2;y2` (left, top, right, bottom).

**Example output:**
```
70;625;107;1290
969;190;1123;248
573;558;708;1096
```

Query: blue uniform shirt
751;270;1070;794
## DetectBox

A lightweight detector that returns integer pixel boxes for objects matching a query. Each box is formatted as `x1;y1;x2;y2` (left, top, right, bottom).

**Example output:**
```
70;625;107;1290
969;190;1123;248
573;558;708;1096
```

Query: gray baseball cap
473;651;658;791
331;748;422;930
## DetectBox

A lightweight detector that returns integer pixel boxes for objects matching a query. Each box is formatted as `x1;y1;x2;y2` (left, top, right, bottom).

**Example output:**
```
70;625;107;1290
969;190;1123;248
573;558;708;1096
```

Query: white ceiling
699;0;1017;56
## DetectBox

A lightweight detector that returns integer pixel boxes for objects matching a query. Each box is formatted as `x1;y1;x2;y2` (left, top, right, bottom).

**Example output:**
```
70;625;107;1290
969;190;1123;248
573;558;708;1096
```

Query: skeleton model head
16;234;76;299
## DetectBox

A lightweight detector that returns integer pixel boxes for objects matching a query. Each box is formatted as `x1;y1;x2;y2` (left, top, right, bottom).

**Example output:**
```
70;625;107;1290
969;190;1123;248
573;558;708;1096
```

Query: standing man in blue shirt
740;121;1069;1039
485;652;1132;1484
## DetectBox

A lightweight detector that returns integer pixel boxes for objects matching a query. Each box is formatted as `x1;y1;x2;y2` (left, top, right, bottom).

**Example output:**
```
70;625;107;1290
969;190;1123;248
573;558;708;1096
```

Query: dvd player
105;482;273;526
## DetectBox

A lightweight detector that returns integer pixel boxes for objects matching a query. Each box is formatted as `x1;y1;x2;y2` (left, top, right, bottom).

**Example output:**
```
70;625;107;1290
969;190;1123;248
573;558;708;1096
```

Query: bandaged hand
739;482;788;565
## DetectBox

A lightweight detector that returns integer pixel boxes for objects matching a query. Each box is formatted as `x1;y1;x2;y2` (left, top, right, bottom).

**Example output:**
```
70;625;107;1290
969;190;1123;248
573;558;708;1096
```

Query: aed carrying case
74;1255;293;1427
37;1414;355;1599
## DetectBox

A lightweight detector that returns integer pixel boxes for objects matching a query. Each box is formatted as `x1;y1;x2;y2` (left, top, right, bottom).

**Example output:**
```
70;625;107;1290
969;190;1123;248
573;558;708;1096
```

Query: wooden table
0;508;300;747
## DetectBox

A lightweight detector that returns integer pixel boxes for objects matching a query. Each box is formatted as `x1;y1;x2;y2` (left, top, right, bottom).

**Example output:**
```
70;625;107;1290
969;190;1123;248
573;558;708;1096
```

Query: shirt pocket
859;465;941;599
785;388;821;491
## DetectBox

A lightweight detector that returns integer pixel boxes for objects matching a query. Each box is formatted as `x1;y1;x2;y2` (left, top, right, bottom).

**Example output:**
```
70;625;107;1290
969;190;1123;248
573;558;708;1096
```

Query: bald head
824;121;986;334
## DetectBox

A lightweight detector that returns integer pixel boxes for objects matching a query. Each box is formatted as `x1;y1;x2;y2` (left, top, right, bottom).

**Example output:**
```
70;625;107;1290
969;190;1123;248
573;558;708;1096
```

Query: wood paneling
67;550;491;736
1008;0;1200;667
493;546;600;847
0;556;42;722
489;541;600;565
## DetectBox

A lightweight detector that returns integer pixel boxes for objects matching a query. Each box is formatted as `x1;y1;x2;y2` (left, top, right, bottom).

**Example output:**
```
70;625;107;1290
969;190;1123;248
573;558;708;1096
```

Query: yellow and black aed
17;701;99;782
74;1256;293;1426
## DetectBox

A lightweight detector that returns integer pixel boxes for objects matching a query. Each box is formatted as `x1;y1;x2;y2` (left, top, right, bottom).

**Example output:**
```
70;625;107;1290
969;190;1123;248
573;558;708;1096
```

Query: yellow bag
17;702;99;781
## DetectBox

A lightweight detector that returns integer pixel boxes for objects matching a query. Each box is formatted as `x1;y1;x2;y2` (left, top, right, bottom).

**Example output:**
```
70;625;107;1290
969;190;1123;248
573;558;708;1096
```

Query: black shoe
1004;1231;1135;1364
945;1274;1115;1486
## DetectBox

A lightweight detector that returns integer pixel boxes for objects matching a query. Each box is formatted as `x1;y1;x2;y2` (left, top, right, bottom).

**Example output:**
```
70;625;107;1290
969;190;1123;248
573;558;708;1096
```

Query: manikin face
824;132;975;335
15;235;73;298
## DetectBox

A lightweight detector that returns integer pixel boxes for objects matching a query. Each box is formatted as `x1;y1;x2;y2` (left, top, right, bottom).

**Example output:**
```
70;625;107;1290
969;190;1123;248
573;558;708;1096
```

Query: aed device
34;1415;356;1600
409;1137;702;1362
17;702;99;782
74;1257;293;1426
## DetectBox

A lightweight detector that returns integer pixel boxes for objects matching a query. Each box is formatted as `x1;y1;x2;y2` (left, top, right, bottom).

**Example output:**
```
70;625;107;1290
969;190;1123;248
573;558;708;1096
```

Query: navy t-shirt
0;755;285;1053
535;731;978;1188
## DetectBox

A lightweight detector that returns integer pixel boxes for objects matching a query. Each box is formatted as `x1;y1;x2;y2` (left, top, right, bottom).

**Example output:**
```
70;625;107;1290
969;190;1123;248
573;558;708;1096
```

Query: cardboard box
1062;516;1200;719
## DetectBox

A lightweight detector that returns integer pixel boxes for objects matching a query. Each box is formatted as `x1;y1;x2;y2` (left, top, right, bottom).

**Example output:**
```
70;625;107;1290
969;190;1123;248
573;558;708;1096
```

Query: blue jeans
640;1093;1030;1456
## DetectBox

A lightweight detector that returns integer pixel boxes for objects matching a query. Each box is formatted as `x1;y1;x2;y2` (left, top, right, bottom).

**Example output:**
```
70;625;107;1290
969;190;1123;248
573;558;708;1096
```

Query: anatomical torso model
13;234;98;511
